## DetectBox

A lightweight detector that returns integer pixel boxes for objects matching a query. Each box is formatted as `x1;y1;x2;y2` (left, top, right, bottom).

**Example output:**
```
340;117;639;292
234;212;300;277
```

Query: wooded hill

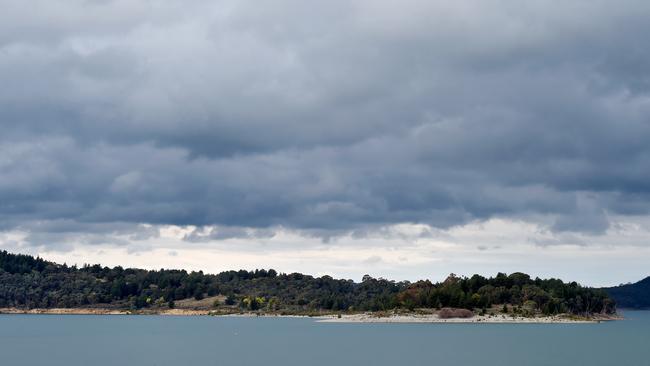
605;277;650;309
0;250;616;315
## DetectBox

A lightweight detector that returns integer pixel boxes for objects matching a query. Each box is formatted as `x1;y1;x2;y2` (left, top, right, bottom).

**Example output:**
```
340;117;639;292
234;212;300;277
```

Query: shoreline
316;313;618;323
0;308;223;316
0;307;327;317
0;308;621;323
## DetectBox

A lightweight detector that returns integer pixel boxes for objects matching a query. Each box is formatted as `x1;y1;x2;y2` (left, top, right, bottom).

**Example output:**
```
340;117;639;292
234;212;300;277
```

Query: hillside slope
605;277;650;309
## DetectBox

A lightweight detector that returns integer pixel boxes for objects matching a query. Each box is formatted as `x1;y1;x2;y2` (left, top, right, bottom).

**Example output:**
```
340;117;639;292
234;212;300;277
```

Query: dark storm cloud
2;0;650;240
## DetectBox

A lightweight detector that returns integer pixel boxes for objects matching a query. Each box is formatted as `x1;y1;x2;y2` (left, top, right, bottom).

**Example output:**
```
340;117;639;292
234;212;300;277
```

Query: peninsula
0;250;617;322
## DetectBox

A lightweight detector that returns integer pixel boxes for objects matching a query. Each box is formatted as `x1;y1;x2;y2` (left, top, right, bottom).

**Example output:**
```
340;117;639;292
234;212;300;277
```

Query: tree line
0;250;615;315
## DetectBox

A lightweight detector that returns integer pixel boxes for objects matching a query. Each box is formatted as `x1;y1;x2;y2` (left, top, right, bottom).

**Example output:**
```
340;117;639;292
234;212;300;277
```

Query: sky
1;0;650;287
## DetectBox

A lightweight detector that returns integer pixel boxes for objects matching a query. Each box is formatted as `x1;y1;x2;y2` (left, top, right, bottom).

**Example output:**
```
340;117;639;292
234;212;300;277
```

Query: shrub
438;308;474;319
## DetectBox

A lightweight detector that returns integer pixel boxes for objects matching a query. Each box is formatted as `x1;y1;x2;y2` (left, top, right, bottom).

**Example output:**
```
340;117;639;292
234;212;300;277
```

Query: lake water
0;311;648;366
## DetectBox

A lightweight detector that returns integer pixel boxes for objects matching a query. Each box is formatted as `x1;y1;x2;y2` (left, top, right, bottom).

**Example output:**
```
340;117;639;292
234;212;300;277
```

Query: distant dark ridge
605;277;650;309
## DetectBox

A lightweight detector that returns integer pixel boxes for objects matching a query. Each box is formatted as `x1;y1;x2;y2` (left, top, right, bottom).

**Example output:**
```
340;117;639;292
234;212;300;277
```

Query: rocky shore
0;307;621;323
317;313;620;323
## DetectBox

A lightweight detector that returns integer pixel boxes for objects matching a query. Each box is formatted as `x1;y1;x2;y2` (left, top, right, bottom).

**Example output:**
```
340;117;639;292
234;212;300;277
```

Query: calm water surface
0;311;648;366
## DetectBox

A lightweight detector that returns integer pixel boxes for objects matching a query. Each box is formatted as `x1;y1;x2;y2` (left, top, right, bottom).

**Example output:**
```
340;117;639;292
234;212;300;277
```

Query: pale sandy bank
0;308;209;316
317;313;618;323
0;308;620;323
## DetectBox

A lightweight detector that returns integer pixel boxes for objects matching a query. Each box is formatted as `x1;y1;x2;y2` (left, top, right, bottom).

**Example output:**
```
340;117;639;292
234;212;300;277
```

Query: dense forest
605;277;650;309
0;250;616;316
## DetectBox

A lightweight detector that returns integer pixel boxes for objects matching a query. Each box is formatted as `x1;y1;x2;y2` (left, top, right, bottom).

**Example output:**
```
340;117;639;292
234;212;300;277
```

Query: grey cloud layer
2;0;650;238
